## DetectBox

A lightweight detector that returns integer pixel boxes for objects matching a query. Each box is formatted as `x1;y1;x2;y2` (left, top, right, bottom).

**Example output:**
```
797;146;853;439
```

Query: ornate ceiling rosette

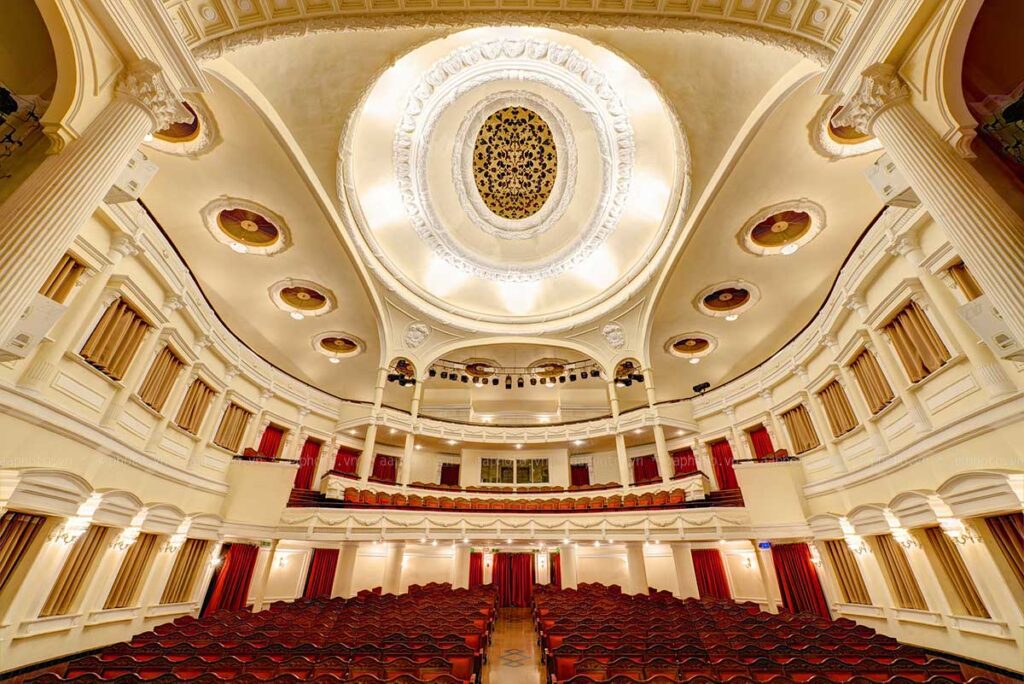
737;198;826;257
694;280;761;319
808;98;882;160
201;196;291;256
269;278;336;318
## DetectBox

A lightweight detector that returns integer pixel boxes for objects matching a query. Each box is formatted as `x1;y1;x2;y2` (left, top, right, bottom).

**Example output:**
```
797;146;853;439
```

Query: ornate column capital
109;234;141;260
843;293;868;319
833;64;911;136
886;235;924;264
115;61;191;131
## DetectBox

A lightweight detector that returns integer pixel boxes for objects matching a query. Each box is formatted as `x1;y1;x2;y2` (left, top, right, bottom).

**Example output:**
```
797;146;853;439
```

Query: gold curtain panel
871;533;927;611
922;526;989;618
160;538;211;605
176;379;216;434
40;525;112;617
104;533;161;610
80;298;150;381
137;346;185;412
780;404;820;454
883;301;950;383
0;511;46;595
213;403;252;452
39;253;86;304
823;539;871;605
817;381;858;437
848;349;894;414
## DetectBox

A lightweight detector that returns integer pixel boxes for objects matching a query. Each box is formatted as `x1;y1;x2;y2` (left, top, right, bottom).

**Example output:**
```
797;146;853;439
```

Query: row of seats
533;583;985;684
34;583;495;683
408;482;621;494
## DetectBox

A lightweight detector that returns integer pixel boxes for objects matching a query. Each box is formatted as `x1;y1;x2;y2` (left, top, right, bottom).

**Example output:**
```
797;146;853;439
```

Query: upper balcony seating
32;583;494;684
534;583;982;684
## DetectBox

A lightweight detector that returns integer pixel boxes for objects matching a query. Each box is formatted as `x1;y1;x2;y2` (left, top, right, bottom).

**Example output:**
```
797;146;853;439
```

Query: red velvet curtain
293;438;321;489
440;462;461;486
371;454;397;483
570;463;590;487
632;455;660;484
550;552;562;589
333;446;358;474
257;425;284;458
468;552;484;588
771;542;830;618
493;552;535;607
692;548;731;599
709;440;739;490
303;547;339;599
749;427;775;460
672;448;697;476
204;543;259;615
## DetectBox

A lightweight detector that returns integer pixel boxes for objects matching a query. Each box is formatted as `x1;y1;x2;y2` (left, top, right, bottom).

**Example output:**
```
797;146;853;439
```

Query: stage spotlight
530;377;537;386
440;371;448;380
559;376;566;384
428;368;437;378
692;381;711;394
517;377;524;388
387;373;399;382
569;374;577;382
580;370;588;379
461;375;468;383
492;377;499;386
505;375;512;389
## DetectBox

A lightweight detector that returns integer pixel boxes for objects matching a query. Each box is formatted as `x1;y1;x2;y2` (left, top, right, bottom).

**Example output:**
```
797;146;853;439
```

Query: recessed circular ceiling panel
472;106;557;221
219;209;278;246
154;102;200;142
313;332;364;360
202;197;291;256
269;278;336;317
695;280;761;318
703;287;750;311
738;199;825;256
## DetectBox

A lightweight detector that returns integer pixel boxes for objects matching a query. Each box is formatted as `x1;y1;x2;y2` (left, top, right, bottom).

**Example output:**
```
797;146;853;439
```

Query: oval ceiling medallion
472;106;557;221
665;333;718;361
201;197;291;256
269;279;336;318
695;280;761;318
144;98;220;157
808;99;882;160
827;106;873;144
738;199;825;256
313;332;364;360
155;102;200;142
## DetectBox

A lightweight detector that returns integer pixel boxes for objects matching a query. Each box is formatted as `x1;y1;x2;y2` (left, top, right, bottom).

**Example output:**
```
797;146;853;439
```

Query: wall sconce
275;552;288;568
483;552;493;568
845;534;869;555
938;518;981;545
742;555;754;570
111;527;141;551
49;516;90;545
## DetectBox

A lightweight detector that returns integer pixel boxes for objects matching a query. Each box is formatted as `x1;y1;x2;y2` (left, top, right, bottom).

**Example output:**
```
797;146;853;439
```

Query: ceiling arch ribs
161;0;861;64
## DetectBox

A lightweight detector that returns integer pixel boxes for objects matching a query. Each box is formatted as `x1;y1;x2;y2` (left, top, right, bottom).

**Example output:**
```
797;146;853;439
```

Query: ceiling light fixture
689;358;701;365
229;241;248;254
781;244;799;255
329;358;341;365
289;311;304;320
725;314;739;322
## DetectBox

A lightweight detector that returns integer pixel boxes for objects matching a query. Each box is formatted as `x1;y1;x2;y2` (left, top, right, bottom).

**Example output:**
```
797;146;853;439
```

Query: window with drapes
137;346;185;412
203;543;259;615
333;446;359;474
40;524;113;617
40;253;86;304
213;403;252;452
848;349;894;414
0;511;46;595
80;297;151;381
481;458;514;484
771;543;830;618
822;539;871;605
440;462;461;486
984;513;1024;590
160;538;211;604
371;454;398;483
747;426;774;459
948;261;982;301
870;533;927;610
293;438;321;490
569;463;590;487
883;301;950;383
631;455;660;484
175;379;215;434
257;424;285;458
469;552;484;588
303;548;338;599
781;404;820;454
691;548;731;599
517;459;550;484
672;447;697;475
708;440;738;490
817;381;858;437
104;532;161;609
920;526;988;618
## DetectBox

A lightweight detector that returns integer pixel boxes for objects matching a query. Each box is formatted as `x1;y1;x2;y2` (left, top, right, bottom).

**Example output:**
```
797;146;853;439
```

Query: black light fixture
440;371;448;380
569;373;577;382
580;370;588;379
692;381;710;394
517;376;525;388
491;377;499;386
530;377;537;386
558;376;566;384
428;368;437;378
387;373;399;382
460;375;468;383
505;375;512;389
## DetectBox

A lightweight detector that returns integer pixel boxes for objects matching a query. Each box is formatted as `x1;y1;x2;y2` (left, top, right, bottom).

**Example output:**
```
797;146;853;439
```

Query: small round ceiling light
202;197;291;256
313;332;364;362
695;280;760;319
270;279;336;318
738;199;825;257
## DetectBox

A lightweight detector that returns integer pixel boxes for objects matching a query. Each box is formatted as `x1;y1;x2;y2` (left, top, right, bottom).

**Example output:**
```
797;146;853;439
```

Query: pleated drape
871;534;927;610
984;513;1024;588
175;379;215;434
747;427;774;459
293;438;321;490
493;552;535;607
569;463;590;487
469;552;484;588
104;533;160;609
708;441;738;490
823;539;871;605
922;526;988;618
691;548;731;599
213;403;253;452
371;454;398;483
849;349;894;414
781;404;820;454
257;425;285;458
333;446;359;474
631;455;660;484
137;346;185;412
948;261;983;301
817;381;858;437
39;253;85;304
203;543;259;615
550;553;561;589
80;298;150;380
0;511;45;594
440;462;461;486
771;542;831;618
161;538;212;605
884;301;950;382
302;548;339;599
40;524;112;617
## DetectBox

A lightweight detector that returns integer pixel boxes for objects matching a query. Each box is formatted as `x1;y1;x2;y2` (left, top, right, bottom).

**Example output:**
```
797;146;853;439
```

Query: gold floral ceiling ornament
665;333;718;362
694;280;761;319
312;331;364;362
201;196;291;256
738;199;826;257
269;278;336;318
472;106;557;221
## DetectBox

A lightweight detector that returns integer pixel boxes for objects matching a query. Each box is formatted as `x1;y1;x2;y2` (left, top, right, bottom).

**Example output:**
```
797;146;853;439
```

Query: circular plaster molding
312;331;365;360
665;332;718;359
201;196;292;256
268;278;337;317
452;91;576;240
694;279;761;319
394;37;634;283
144;97;220;157
737;198;826;257
808;98;882;160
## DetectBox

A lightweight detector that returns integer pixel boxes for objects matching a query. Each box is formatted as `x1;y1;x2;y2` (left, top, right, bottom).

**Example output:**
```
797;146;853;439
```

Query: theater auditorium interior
0;0;1023;682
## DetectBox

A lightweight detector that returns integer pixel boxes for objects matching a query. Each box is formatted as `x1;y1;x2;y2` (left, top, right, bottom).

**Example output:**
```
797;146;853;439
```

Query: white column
17;237;138;390
723;407;750;461
382;541;405;595
670;542;699;599
607;380;620;419
332;541;359;598
358;424;378;482
452;544;471;589
753;542;780;613
558;544;578;590
694;442;716;489
837;64;1024;346
249;540;277;612
614;433;631;487
0;62;188;345
400;433;415;485
652;425;673;483
625;542;649;596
